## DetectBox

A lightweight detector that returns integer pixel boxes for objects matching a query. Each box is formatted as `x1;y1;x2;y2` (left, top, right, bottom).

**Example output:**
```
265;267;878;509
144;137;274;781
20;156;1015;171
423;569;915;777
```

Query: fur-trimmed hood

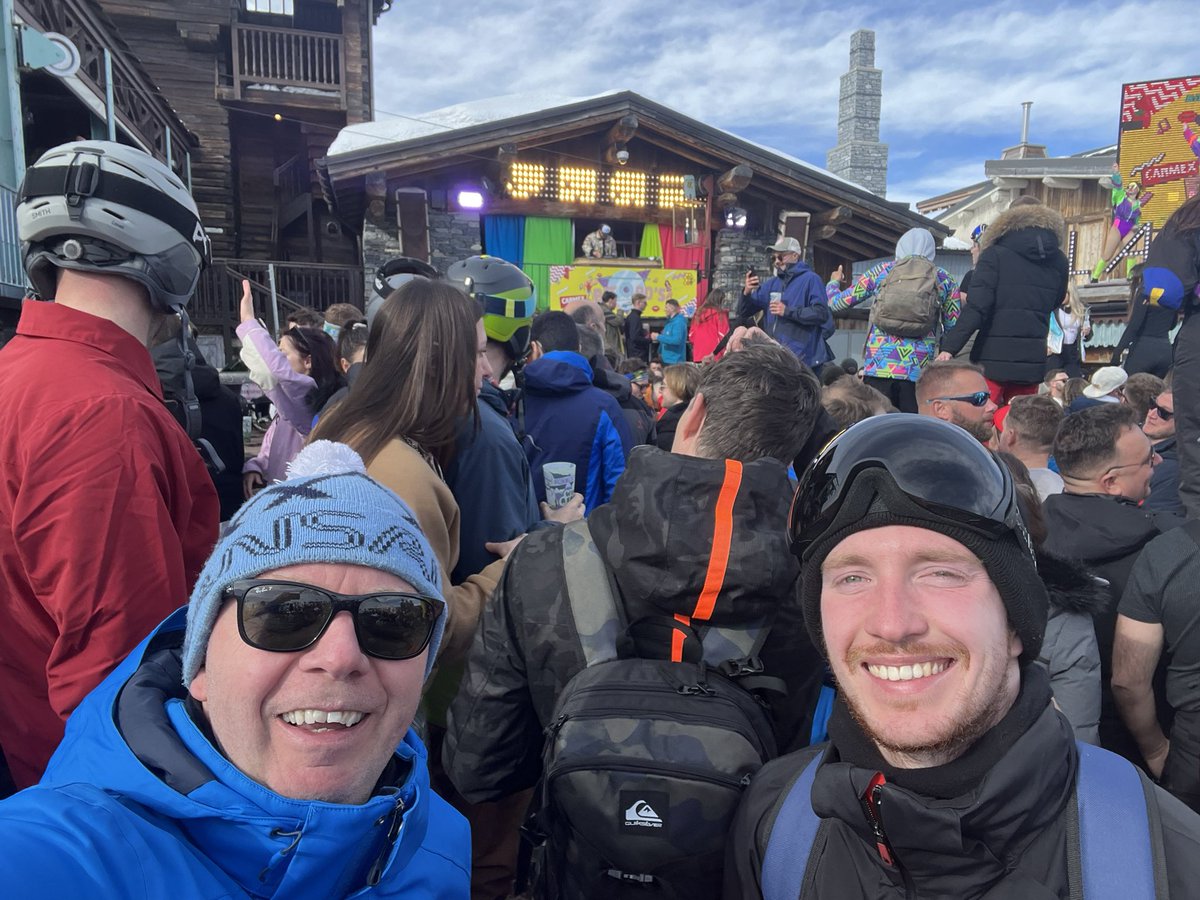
1037;550;1111;617
981;202;1067;258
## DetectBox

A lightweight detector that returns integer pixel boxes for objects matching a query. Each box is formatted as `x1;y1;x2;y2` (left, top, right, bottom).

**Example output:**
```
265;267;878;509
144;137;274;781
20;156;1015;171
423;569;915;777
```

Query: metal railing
231;23;346;106
192;259;363;329
0;185;23;293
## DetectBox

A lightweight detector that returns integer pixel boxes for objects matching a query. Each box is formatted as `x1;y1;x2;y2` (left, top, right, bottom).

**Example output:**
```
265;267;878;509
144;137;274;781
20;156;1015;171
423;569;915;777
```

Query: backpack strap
560;519;622;668
761;754;823;900
1073;741;1162;900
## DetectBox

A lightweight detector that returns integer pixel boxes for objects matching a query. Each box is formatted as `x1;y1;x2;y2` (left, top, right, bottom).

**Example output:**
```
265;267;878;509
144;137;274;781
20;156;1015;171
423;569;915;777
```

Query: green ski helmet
447;255;535;363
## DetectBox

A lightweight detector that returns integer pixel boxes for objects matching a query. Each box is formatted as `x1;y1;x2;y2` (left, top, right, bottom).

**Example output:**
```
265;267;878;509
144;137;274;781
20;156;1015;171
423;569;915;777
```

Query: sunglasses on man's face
224;580;441;660
927;390;991;407
1150;401;1174;422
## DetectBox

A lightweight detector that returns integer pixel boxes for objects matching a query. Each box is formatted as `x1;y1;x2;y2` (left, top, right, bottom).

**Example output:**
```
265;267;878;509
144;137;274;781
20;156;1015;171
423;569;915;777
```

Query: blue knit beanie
181;441;444;686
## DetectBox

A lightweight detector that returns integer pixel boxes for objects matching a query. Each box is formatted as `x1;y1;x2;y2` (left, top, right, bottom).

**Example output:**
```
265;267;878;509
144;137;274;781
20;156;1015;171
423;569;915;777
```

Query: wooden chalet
0;0;197;324
318;91;949;317
2;0;392;353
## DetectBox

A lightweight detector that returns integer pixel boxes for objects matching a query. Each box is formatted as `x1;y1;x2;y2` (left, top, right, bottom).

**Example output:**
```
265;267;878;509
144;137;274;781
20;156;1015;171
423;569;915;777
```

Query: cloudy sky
372;0;1196;210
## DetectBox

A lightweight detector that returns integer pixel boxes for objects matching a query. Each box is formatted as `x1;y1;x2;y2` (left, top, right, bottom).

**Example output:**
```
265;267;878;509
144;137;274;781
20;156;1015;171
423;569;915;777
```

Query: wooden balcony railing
193;259;363;330
231;23;346;108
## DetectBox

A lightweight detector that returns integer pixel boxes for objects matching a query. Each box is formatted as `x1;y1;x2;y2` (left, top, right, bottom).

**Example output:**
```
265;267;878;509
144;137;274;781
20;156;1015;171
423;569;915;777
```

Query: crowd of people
3;139;1200;899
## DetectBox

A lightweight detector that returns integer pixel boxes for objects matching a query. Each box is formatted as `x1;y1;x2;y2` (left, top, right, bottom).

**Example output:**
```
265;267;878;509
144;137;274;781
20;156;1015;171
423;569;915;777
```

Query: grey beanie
181;441;444;686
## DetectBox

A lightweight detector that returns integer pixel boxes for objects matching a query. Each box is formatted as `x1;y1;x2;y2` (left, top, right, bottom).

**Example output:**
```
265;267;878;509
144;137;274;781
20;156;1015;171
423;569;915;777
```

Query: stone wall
358;207;484;302
361;219;400;302
428;210;482;276
712;227;770;308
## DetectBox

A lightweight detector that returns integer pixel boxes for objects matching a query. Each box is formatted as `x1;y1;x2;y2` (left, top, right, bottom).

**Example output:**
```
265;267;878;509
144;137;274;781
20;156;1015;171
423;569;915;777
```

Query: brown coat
367;438;504;664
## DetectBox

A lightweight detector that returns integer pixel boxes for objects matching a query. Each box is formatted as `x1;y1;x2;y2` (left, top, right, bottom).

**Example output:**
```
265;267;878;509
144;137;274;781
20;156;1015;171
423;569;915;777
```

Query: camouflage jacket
444;445;824;803
581;231;617;258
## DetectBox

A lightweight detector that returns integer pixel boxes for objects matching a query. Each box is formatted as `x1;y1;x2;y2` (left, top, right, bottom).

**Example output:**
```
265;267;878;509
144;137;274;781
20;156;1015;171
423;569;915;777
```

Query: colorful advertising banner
548;264;698;318
1118;76;1200;231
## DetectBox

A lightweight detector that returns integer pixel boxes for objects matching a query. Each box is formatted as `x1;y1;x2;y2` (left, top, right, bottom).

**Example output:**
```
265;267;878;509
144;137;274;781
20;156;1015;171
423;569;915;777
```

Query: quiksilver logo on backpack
620;791;668;834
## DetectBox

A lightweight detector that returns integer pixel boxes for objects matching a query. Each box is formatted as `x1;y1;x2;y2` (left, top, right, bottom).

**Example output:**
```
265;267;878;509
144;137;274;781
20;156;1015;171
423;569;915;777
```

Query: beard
950;408;994;444
839;638;1018;768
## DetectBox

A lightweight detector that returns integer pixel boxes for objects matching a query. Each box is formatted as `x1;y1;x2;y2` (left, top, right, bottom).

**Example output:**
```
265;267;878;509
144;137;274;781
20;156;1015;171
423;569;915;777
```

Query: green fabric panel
640;223;663;260
523;217;573;310
525;264;552;313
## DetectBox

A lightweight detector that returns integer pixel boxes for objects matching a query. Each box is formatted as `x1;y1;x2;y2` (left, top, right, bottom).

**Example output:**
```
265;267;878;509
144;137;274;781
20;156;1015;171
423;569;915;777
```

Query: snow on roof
941;235;973;250
326;90;871;197
327;91;622;156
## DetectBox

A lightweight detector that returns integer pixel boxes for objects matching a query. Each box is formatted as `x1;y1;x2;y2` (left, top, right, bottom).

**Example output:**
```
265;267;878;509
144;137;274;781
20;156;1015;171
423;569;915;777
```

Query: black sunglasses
224;580;441;660
927;390;990;407
1150;401;1174;422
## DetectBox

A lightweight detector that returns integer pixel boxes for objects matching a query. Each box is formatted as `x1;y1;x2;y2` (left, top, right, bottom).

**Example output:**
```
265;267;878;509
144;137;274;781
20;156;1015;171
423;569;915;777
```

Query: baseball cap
767;237;802;254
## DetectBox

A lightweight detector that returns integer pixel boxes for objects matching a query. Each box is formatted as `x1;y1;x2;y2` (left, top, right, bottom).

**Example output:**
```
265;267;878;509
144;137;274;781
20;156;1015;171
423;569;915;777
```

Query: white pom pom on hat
286;440;367;479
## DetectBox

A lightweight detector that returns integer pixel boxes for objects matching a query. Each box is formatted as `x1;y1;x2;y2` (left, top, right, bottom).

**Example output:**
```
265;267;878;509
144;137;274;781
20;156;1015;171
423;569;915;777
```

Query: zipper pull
545;714;567;736
859;772;895;867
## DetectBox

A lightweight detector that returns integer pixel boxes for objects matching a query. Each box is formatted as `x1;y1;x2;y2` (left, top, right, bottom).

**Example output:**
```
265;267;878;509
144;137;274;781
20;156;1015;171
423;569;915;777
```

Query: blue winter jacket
522;351;634;512
658;312;689;363
446;380;546;582
741;261;834;368
0;609;470;899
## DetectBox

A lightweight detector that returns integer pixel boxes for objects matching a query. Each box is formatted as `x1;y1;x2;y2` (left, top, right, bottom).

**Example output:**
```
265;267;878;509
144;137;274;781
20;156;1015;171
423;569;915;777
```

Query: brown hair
694;344;820;462
1123;372;1165;424
997;451;1047;548
1053;404;1139;479
285;305;324;329
323;303;364;329
822;378;895;430
1062;377;1088;408
663;362;701;407
311;279;481;467
914;360;986;406
1004;395;1064;452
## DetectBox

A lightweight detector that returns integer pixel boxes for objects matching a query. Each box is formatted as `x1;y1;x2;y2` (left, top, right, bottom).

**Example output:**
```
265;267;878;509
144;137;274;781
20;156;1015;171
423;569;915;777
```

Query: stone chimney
826;29;889;197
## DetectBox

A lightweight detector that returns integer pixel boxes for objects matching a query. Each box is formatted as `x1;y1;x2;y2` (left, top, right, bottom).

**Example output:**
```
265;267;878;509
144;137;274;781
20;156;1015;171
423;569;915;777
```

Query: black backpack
526;520;780;900
870;256;942;338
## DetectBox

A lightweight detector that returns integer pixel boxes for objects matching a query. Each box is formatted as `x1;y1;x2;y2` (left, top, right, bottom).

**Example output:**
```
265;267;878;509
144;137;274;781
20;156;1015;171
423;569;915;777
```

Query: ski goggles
224;579;441;660
788;416;1027;559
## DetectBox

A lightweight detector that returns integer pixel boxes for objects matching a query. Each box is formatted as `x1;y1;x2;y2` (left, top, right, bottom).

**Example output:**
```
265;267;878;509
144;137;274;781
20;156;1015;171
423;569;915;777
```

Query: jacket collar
815;668;1069;892
17;300;163;399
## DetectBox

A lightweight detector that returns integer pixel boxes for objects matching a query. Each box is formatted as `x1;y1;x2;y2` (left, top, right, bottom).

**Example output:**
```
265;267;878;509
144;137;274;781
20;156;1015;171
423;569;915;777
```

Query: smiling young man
0;442;469;897
726;415;1200;898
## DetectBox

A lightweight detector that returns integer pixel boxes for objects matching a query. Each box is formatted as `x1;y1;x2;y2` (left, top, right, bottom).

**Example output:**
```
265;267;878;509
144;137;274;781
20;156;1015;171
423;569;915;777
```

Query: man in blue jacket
0;442;470;898
653;298;690;363
741;236;833;372
523;310;634;512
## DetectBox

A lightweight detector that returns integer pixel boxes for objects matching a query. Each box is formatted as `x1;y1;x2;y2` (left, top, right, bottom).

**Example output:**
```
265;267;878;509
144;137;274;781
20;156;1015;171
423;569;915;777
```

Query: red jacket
689;307;730;361
0;302;218;787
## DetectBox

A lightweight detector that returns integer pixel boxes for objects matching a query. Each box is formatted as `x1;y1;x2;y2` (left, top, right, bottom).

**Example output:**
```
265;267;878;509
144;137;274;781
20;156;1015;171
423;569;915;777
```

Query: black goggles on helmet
788;416;1029;560
224;580;441;661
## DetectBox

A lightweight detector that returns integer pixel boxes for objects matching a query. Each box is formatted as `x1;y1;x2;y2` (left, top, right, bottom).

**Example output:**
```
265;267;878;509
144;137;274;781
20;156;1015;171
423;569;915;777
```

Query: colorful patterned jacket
826;261;960;382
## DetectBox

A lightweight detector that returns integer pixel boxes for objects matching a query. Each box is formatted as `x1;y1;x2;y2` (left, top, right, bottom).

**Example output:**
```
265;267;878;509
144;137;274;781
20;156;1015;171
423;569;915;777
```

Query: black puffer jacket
1042;492;1181;759
444;446;824;802
940;203;1069;384
726;670;1200;898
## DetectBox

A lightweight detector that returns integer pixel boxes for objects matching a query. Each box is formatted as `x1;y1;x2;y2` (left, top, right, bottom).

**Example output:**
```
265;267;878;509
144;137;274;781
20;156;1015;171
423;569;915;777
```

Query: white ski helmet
17;141;210;311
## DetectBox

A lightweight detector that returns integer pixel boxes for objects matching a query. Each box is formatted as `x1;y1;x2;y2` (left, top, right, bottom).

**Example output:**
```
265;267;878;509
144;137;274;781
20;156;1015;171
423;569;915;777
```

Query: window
245;0;293;15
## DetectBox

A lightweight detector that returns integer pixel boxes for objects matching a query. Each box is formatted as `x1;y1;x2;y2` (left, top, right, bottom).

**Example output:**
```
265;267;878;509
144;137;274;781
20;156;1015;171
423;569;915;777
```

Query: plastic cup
543;462;577;510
